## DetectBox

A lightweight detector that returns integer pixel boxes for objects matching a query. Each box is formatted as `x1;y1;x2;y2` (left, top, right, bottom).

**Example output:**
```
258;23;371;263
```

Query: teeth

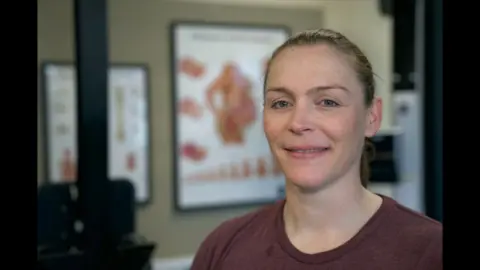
291;148;325;153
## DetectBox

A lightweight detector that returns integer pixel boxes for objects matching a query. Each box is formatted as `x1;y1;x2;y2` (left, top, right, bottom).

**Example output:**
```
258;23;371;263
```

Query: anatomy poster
171;22;290;210
43;64;78;184
41;63;151;204
108;67;150;204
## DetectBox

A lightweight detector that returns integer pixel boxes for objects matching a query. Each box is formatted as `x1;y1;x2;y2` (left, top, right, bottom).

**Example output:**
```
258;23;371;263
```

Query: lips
284;146;330;159
286;147;329;152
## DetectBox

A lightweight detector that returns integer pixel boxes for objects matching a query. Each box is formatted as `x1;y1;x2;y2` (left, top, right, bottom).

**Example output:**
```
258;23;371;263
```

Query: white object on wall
392;91;424;213
152;256;194;270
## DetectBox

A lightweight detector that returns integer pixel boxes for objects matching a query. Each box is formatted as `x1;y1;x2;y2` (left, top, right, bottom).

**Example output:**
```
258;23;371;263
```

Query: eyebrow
266;84;350;95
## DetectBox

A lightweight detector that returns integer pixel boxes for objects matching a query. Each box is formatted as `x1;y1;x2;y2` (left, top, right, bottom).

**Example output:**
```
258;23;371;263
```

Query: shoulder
190;201;282;270
388;198;442;237
382;197;442;269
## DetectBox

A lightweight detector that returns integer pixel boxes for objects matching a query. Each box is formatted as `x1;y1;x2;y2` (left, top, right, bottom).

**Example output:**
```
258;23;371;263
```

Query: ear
364;97;383;138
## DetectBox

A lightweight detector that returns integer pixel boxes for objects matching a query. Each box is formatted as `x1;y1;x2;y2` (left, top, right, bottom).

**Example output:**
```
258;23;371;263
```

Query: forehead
266;44;359;93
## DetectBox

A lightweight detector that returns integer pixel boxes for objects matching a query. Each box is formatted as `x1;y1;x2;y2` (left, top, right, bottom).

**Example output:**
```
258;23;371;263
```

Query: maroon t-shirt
191;196;442;270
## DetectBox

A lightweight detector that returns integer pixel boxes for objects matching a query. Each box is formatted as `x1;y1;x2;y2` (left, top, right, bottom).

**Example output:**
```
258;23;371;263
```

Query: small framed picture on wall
40;61;152;205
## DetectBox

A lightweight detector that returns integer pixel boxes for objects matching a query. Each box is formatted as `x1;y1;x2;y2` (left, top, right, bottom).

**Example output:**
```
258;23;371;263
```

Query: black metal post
424;0;442;222
73;0;111;267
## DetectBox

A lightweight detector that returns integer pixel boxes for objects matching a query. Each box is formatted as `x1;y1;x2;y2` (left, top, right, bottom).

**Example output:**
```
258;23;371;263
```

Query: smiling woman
190;29;442;270
263;32;380;192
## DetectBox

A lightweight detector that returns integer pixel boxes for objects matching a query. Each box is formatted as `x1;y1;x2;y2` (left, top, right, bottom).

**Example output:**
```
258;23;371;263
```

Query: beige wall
38;0;392;258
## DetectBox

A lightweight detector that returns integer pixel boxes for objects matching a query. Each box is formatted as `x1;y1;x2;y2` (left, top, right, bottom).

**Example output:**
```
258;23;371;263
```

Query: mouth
283;146;331;159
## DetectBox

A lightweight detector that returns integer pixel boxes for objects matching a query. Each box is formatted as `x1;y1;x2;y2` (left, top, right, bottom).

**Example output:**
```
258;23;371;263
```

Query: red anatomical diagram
186;155;283;182
205;63;256;145
242;160;251;178
179;57;205;78
181;142;207;162
178;97;203;118
61;149;76;182
257;157;267;177
126;152;136;171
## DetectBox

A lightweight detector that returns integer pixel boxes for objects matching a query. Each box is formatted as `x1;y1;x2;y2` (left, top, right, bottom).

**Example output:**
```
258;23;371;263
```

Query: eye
271;100;291;109
319;99;339;107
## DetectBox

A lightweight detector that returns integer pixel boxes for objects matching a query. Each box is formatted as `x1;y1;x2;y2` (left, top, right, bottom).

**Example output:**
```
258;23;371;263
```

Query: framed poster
170;21;291;211
40;62;152;205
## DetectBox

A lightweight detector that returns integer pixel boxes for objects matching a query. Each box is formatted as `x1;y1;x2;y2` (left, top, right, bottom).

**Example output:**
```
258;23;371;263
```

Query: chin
283;167;332;192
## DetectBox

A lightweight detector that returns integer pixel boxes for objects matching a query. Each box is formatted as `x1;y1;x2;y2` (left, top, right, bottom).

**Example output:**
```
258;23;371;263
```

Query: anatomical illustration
178;97;203;118
242;159;251;178
205;63;256;145
126;152;136;172
55;123;69;135
53;102;67;114
230;163;240;179
181;142;207;162
218;166;228;179
184;155;283;183
179;57;206;78
115;87;126;142
60;148;76;182
257;157;267;177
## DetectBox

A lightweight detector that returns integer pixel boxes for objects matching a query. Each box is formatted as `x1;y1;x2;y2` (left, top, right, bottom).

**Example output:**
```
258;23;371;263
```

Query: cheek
263;113;284;142
323;111;364;143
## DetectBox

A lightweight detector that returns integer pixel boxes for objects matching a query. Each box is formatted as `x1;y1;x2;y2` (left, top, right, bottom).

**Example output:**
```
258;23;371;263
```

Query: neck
283;171;381;234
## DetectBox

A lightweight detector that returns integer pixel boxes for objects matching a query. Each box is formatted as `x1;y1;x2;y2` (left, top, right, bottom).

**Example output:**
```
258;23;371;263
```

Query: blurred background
37;0;442;269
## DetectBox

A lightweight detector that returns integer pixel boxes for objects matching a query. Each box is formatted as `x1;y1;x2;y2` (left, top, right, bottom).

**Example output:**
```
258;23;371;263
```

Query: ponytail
360;138;375;187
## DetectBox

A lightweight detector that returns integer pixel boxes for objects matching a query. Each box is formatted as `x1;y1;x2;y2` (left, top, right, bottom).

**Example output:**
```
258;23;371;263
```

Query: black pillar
73;0;111;266
423;0;442;222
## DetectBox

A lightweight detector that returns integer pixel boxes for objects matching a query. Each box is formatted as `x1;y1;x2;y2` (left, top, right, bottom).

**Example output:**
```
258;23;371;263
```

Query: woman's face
263;44;382;190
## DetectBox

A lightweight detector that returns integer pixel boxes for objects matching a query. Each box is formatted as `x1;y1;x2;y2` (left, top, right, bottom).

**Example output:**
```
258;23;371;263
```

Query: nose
288;104;314;135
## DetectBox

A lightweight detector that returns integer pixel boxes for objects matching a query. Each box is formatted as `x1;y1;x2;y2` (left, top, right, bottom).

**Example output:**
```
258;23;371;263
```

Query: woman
191;29;442;270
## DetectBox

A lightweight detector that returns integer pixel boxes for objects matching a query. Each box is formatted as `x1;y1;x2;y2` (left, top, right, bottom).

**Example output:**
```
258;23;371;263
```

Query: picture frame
40;61;152;205
169;21;291;211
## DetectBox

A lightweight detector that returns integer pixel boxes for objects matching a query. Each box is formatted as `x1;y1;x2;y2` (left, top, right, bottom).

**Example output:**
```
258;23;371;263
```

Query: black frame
39;60;153;206
169;20;291;212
